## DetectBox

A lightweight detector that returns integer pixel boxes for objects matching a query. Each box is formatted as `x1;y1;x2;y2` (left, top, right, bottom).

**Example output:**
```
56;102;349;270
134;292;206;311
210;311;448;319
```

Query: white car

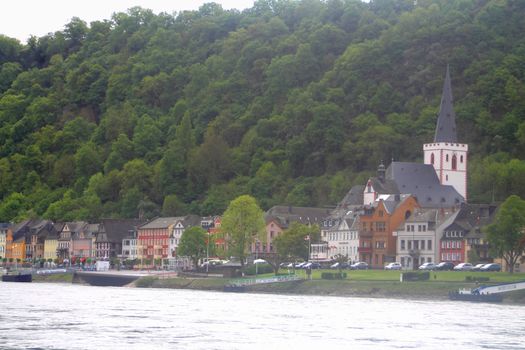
418;262;436;270
385;262;402;270
454;263;474;271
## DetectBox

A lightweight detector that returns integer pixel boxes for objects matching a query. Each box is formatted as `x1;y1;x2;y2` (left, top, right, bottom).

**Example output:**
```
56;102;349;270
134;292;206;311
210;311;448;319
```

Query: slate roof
444;203;497;239
139;216;200;230
97;219;145;243
434;65;457;143
266;206;332;229
384;162;464;208
327;185;362;217
11;219;53;241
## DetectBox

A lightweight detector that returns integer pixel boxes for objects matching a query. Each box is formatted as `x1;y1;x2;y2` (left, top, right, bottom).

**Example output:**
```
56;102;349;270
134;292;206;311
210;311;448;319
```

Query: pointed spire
434;65;457;143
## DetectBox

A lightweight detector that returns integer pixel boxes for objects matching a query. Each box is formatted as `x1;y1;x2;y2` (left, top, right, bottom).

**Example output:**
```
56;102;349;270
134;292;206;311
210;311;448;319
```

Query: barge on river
449;280;525;303
2;272;32;283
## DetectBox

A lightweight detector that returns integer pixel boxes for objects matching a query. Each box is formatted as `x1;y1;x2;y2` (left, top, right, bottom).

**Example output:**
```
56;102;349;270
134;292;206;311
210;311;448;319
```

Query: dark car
350;262;368;270
480;263;501;272
303;262;322;269
330;262;349;269
435;262;455;271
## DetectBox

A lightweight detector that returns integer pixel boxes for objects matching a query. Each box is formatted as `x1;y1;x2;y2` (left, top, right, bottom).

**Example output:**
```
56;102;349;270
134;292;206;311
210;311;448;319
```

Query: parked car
350;262;368;270
330;262;349;269
480;263;501;272
454;263;474;271
435;262;455;271
418;262;436;270
384;262;402;270
302;262;321;270
294;262;307;269
472;263;486;271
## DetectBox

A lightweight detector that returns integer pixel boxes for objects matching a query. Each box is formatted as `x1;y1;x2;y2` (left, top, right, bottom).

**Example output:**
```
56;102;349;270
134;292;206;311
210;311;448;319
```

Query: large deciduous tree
273;222;320;273
220;195;265;266
485;195;525;273
177;226;212;269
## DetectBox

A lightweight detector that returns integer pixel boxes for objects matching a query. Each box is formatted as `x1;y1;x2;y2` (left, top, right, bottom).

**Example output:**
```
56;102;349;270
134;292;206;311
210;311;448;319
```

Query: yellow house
44;235;59;261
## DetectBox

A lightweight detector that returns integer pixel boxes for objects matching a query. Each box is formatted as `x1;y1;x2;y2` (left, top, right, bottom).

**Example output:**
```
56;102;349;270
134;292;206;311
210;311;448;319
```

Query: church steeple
424;65;468;201
434;65;457;143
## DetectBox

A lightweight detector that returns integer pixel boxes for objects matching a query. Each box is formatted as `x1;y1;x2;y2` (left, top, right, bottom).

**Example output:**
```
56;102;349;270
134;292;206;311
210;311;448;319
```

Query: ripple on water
1;283;524;350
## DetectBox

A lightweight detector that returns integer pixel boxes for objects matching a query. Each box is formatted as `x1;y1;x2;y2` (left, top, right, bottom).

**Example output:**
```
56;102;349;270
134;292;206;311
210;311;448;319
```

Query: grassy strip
142;270;525;304
32;273;73;283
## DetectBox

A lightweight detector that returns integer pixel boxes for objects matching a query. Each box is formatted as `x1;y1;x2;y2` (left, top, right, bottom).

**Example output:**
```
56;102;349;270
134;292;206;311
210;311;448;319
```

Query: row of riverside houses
0;216;218;269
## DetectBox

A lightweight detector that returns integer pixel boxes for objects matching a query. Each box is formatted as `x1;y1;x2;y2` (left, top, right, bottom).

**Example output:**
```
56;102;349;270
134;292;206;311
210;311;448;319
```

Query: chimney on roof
377;161;386;182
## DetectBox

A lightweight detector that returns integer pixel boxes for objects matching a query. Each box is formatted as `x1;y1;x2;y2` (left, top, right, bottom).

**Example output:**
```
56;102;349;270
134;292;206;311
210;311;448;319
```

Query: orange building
359;195;419;268
10;236;26;261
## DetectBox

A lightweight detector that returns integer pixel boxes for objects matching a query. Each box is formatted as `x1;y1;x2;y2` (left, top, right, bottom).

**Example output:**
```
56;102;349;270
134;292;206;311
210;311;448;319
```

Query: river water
0;282;524;350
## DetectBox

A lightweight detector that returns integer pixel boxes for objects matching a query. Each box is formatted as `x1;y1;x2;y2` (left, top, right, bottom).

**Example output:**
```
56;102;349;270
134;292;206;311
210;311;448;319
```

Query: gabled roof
434;65;457;143
97;219;145;243
339;185;365;207
139;216;200;230
385;162;464;208
444;203;497;239
369;178;399;196
85;224;100;237
265;206;332;229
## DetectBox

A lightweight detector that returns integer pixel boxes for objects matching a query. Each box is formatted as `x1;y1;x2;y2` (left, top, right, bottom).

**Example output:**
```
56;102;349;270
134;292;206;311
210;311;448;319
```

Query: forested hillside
0;0;524;222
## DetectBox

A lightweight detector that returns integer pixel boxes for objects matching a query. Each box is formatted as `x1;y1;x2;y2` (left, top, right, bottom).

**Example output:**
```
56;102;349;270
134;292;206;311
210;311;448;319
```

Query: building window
421;240;425;250
452;155;457;170
428;240;432;250
401;240;405;250
430;153;435;165
408;241;412;250
460;155;464;163
446;154;449;162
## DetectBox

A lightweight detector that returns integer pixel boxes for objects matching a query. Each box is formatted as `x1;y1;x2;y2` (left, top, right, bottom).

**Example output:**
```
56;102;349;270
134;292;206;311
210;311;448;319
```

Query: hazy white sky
0;0;256;42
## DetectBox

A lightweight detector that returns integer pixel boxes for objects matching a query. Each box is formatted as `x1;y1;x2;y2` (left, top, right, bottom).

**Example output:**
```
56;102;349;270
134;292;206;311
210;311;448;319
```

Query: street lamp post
255;239;259;276
206;231;209;275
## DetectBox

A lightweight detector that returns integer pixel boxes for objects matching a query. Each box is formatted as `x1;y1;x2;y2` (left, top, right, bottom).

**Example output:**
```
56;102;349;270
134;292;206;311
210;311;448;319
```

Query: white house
394;208;459;269
323;213;360;262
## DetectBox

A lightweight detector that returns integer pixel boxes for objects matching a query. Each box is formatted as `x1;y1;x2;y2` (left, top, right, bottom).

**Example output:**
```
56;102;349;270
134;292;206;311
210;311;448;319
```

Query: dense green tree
220;195;265;266
485;195;525;273
274;222;320;269
177;226;213;268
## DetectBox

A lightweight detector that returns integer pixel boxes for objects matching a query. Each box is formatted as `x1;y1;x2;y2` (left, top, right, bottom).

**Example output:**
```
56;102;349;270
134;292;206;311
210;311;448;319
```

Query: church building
423;65;468;200
363;67;467;209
